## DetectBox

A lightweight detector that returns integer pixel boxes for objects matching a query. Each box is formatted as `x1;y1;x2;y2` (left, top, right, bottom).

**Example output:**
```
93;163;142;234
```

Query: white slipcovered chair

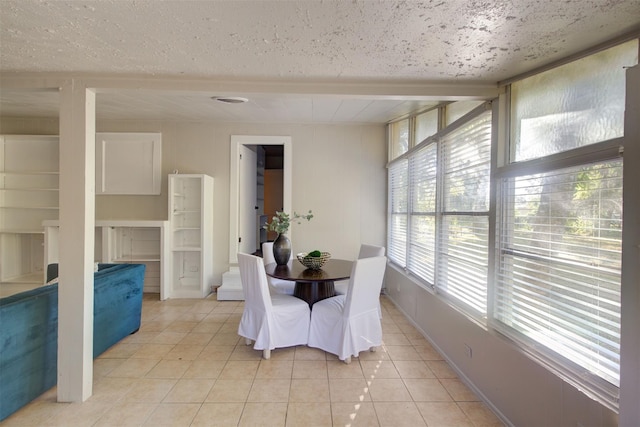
334;244;386;295
262;241;295;295
237;252;310;359
308;255;387;363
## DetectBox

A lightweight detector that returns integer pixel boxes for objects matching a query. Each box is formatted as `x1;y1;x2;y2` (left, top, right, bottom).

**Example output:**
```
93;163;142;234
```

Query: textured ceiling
1;0;639;123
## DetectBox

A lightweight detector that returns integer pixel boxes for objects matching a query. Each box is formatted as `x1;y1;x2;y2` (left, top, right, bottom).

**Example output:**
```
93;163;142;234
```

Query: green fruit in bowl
308;250;322;257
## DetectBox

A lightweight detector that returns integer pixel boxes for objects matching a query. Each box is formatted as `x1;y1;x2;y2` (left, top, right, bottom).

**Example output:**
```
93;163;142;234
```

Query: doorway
228;135;292;265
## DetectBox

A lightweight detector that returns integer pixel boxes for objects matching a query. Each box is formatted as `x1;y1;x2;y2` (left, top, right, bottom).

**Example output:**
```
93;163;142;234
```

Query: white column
57;79;96;402
620;64;640;427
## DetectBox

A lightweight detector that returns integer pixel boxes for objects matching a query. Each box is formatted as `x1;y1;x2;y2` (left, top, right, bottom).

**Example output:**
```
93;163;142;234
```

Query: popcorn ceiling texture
1;0;639;83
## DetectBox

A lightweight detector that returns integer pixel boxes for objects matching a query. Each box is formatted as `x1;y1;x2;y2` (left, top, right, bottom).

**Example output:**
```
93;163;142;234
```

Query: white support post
57;79;96;402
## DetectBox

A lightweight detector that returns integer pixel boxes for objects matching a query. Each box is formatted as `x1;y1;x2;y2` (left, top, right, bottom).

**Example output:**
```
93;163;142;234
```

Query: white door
239;145;257;254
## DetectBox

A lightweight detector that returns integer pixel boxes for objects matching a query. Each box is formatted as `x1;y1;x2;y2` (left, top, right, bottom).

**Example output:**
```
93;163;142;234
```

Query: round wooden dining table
264;259;353;306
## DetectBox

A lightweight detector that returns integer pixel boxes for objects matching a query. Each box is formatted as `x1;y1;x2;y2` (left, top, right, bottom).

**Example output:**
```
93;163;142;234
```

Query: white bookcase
0;135;59;284
169;174;214;298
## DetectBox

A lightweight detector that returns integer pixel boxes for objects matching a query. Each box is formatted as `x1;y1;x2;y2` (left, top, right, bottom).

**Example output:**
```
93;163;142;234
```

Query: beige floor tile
294;345;327;360
331;402;380;427
165;320;198;333
381;323;402;334
107;357;160;378
124;378;178;403
93;357;126;377
382;333;411;345
440;378;480;401
89;377;136;402
403;378;453;402
143;403;200;426
393;360;436;378
152;331;188;345
289;378;330;402
384;345;422;361
131;343;176;359
415;344;445;360
46;400;112;427
368;378;412;402
357;347;390;361
218;360;260;380
139;320;172;332
458;401;506;426
182;359;226;379
191;321;224;334
178;332;214;346
238;402;287;426
327;359;365;378
210;332;242;346
145;359;192;379
360;360;400;379
190;402;244;426
373;401;427;427
329;378;372;402
204;313;234;322
285;402;332;426
292;360;328;379
415;401;475;427
163;378;215;403
1;400;68;427
229;342;265;360
426;360;458;378
198;344;235;360
177;312;209;322
99;342;143;358
205;379;253;402
163;344;205;360
256;359;294;378
247;378;291;402
93;401;157;426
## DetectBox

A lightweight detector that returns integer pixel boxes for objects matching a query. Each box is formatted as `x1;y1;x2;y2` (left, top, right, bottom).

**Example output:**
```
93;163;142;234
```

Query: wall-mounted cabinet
169;174;214;298
95;132;162;195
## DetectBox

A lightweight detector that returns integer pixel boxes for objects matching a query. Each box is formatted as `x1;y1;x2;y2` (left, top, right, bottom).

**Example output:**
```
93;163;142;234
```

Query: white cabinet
95;132;162;195
169;174;214;298
0;135;59;284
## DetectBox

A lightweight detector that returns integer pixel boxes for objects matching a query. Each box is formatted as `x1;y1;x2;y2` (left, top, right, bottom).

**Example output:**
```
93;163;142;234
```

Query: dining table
264;259;353;307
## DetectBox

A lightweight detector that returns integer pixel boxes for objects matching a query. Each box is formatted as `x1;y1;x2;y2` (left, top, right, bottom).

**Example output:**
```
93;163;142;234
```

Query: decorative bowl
297;252;331;270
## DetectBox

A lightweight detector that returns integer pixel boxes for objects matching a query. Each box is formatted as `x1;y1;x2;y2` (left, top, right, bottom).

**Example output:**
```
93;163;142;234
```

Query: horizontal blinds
495;159;623;386
436;111;492;314
388;159;408;266
408;143;437;284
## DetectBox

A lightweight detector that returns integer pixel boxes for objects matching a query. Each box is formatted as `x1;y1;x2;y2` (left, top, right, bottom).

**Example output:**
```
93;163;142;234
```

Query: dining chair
307;255;387;363
262;241;295;295
237;252;310;359
334;244;386;295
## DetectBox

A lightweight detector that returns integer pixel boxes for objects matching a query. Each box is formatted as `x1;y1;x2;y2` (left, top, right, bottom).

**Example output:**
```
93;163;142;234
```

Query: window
389;119;409;160
494;39;637;407
387;38;637;411
388;103;492;315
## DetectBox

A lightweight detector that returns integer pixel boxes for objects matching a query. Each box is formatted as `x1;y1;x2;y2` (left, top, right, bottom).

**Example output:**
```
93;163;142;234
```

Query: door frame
229;135;292;265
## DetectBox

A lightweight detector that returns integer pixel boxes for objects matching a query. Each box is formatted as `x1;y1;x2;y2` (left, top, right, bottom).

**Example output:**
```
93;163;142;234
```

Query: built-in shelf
169;174;214;299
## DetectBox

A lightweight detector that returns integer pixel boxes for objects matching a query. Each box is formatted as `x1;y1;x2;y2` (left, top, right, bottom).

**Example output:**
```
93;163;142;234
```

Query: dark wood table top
264;259;353;283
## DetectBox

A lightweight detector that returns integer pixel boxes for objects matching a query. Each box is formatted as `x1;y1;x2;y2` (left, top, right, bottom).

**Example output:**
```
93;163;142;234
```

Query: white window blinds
388;159;408;267
436;111;492;314
495;159;623;388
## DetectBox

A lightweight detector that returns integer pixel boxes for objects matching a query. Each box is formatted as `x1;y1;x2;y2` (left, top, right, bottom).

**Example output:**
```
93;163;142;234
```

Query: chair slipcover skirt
237;252;310;353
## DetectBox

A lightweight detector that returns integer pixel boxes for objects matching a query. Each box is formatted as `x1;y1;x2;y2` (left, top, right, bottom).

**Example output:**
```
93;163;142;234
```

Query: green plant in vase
264;210;313;265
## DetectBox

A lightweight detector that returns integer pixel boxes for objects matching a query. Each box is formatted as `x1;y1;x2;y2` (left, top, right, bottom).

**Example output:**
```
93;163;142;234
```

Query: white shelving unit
0;135;59;285
43;220;170;298
169;174;214;298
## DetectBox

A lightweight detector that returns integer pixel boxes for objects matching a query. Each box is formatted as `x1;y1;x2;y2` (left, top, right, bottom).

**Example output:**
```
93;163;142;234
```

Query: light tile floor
2;294;505;427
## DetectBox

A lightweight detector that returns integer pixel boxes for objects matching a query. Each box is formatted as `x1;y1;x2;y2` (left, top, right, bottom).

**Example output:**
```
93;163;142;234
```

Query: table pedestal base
294;280;335;307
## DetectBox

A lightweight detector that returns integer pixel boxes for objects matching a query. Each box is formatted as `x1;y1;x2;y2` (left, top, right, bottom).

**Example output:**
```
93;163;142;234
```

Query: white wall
0;118;388;287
